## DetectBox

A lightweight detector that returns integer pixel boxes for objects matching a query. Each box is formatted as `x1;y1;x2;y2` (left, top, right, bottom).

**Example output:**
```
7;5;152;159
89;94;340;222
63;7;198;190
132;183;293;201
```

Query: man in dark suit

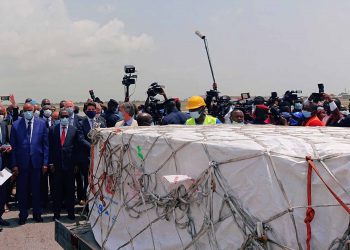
39;104;54;209
0;106;12;226
78;102;106;204
10;103;49;225
49;110;79;220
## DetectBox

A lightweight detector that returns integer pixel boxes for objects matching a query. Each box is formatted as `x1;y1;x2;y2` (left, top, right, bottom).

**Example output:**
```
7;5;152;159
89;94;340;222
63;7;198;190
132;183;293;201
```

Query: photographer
162;98;189;125
103;99;120;128
144;83;168;125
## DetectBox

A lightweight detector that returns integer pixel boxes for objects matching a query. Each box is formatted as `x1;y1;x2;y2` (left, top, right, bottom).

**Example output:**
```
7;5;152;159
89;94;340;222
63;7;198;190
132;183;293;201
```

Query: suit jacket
0;121;9;170
10;118;49;169
78;117;106;165
49;124;79;171
115;119;138;127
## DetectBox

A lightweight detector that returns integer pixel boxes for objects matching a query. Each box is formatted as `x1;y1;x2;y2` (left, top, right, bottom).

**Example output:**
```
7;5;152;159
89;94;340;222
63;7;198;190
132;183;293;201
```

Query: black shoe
33;215;43;223
52;214;60;221
67;214;75;221
0;218;10;226
18;218;26;225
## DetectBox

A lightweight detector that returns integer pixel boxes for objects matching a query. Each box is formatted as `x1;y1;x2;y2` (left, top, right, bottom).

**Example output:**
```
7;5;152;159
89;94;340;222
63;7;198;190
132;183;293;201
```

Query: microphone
195;30;205;39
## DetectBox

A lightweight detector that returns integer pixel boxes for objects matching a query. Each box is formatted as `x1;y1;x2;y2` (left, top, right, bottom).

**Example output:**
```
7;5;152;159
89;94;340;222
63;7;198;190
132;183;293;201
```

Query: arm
9;125;17;168
78;123;91;150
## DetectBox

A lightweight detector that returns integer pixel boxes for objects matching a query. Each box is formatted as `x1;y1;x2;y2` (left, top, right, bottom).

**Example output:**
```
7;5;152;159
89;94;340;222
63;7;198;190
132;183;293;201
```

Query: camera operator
144;83;168;125
103;99;120;128
162;98;189;125
185;96;221;125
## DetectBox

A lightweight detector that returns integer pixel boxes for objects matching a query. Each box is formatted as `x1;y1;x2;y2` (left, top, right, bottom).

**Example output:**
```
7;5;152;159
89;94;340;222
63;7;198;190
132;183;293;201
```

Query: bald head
23;103;34;112
137;113;153;126
231;109;244;124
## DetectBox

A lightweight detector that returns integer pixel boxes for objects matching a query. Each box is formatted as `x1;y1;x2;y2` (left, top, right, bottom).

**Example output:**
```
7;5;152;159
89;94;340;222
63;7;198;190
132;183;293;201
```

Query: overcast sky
1;0;350;103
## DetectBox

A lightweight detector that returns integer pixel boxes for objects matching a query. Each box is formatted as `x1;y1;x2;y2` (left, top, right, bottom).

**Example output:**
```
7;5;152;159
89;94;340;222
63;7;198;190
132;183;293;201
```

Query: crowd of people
0;89;349;227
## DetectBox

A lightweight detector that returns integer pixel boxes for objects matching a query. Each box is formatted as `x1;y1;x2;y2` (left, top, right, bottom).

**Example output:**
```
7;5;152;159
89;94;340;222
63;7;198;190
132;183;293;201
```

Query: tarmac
1;206;69;250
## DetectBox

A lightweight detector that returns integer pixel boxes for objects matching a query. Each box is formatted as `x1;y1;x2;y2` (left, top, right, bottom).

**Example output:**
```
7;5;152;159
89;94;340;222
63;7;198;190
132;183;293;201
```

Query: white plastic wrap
88;125;350;249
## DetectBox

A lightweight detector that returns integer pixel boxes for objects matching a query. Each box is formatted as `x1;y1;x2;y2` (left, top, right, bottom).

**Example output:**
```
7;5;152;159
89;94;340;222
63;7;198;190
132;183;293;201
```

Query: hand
9;94;17;108
12;166;19;180
42;166;48;174
4;146;12;153
322;93;332;102
50;165;55;173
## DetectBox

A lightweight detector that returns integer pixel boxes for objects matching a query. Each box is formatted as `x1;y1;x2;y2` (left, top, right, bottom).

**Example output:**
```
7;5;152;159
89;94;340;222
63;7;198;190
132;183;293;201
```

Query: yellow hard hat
186;96;206;110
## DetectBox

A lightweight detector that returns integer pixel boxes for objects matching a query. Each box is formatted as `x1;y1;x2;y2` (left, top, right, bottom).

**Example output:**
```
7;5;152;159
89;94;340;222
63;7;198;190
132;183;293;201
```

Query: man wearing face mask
64;100;81;128
230;109;245;125
0;104;12;226
95;103;106;125
115;102;139;127
49;110;79;221
103;99;120;127
303;102;325;126
10;103;49;225
162;98;189;125
185;96;221;125
39;104;54;209
33;104;41;119
40;105;53;128
77;102;106;205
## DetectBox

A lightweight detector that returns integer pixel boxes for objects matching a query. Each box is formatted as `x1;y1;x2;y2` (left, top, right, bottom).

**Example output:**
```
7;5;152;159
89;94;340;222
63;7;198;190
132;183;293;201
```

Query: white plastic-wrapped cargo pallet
87;125;350;250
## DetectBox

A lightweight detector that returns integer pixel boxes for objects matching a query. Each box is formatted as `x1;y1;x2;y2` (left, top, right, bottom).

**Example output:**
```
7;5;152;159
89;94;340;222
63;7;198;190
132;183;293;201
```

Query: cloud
97;4;116;14
0;0;153;71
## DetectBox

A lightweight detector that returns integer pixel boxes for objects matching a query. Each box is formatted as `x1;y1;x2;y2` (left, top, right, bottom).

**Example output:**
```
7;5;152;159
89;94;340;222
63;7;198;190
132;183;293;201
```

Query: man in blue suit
10;103;49;225
0;105;12;226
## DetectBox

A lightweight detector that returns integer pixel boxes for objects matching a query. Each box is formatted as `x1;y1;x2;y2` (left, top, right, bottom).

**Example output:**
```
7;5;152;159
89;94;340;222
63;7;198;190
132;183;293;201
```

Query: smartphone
0;96;10;101
241;93;250;99
318;83;324;94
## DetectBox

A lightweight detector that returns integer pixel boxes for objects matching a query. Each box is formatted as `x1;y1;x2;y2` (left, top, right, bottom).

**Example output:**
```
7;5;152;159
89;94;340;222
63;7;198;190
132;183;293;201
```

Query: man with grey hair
115;102;138;127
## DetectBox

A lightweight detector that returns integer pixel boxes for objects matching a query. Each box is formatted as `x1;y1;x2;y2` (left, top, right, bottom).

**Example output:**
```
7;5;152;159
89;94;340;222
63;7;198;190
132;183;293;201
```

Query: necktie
61;127;66;146
27;121;32;141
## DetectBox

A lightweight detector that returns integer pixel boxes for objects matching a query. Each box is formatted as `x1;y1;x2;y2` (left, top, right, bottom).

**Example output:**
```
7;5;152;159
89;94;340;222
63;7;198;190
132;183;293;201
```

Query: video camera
145;96;165;125
283;90;302;105
310;83;325;103
144;82;166;125
122;65;137;86
147;82;164;97
89;90;103;103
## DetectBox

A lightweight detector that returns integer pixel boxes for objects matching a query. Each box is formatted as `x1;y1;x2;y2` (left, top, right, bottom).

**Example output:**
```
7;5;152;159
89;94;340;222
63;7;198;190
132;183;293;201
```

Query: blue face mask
86;110;96;119
66;107;74;116
54;120;60;125
302;111;311;118
118;111;124;120
189;111;201;119
24;111;33;120
60;117;69;127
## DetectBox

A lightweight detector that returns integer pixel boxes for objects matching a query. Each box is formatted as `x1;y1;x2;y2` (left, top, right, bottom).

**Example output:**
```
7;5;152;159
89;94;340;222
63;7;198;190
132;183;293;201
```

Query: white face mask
34;110;40;118
189;111;201;119
231;121;244;125
0;115;4;122
43;109;52;118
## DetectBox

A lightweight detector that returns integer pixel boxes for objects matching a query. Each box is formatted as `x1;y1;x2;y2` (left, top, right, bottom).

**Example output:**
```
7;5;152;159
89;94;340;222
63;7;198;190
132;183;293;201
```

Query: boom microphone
195;30;205;39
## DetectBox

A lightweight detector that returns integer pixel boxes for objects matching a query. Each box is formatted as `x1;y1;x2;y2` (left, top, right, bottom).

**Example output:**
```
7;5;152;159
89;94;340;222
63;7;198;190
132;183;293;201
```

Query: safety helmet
186;96;206;110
